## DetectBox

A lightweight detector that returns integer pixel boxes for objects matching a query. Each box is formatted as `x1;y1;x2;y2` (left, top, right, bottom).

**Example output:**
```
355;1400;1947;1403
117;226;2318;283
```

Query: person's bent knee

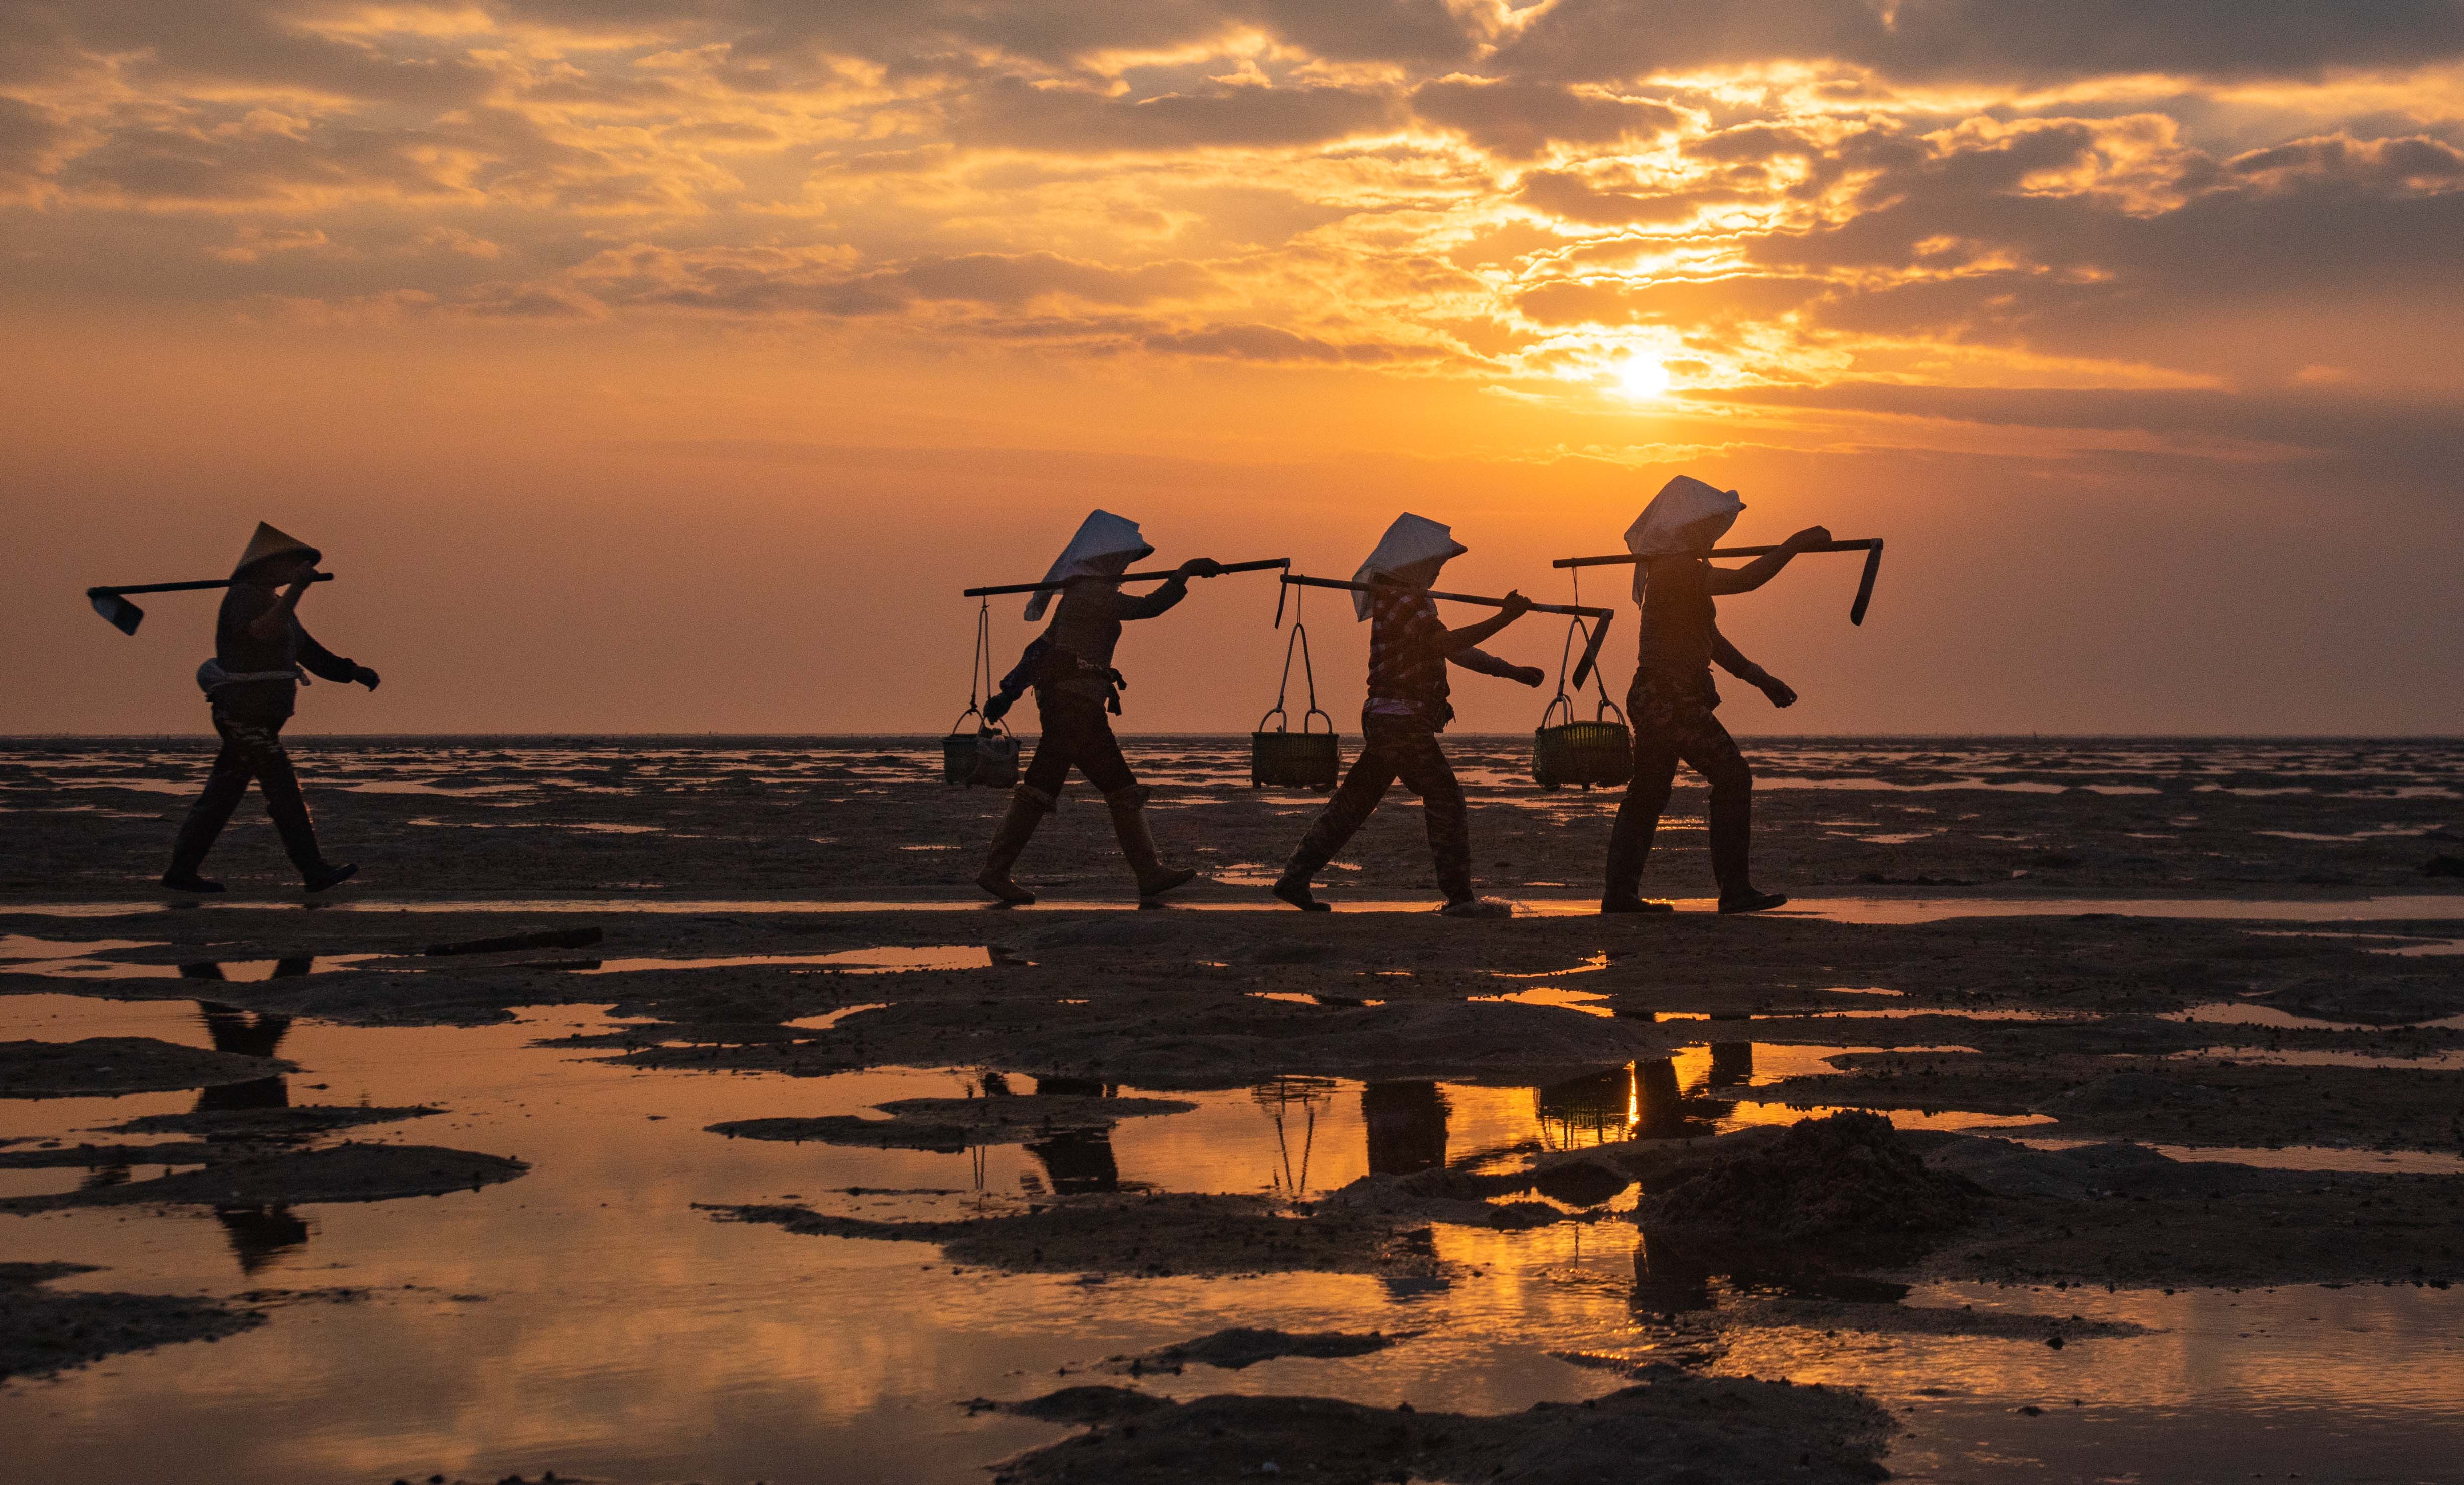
1706;758;1753;796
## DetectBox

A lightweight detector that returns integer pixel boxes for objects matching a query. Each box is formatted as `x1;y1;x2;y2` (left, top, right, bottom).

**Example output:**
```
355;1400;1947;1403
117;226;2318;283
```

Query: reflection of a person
1707;1041;1753;1088
1538;1064;1634;1146
1363;1081;1449;1175
1631;1233;1714;1316
184;991;313;1272
1024;1131;1120;1194
190;996;296;1113
1022;1077;1123;1192
216;1205;311;1275
1636;1058;1686;1138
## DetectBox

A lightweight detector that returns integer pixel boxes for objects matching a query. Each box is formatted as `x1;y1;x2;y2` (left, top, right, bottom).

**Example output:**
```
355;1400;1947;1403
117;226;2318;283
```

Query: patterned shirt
1366;582;1455;729
1037;577;1188;708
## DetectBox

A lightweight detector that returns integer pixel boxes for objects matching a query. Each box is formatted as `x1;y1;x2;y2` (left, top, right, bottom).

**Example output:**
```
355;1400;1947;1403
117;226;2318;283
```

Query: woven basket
1533;698;1632;791
1252;708;1340;790
942;709;1020;787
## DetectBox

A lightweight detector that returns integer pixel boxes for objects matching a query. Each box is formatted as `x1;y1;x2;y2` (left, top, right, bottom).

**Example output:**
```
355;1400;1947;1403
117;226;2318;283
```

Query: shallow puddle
7;975;2464;1482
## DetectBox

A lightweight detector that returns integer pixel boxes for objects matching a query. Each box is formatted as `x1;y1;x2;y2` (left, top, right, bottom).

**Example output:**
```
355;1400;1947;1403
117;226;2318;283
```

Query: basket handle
1256;705;1289;734
960;599;998;716
1594;697;1627;726
1549;614;1593;706
949;704;985;735
1271;621;1323;717
1539;692;1574;729
1302;706;1333;734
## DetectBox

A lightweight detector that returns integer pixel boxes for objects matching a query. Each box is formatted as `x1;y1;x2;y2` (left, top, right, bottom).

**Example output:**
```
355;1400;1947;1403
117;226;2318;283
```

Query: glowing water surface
6;992;2464;1483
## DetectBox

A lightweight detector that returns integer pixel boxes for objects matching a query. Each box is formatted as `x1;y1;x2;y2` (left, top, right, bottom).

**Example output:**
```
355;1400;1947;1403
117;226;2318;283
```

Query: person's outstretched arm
1712;627;1793;708
1115;557;1225;619
296;626;380;690
1441;590;1533;651
1708;525;1831;595
1451;646;1545;687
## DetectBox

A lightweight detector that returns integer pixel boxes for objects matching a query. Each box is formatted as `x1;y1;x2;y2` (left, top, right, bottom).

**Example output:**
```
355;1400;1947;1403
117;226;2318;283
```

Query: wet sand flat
5;736;2464;1483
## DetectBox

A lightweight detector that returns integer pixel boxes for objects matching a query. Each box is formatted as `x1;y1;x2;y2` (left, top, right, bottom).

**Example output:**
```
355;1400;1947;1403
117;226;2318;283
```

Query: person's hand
982;694;1012;724
1759;675;1797;708
1789;525;1833;549
1179;557;1226;579
1513;665;1546;688
355;666;382;692
1498;590;1534;618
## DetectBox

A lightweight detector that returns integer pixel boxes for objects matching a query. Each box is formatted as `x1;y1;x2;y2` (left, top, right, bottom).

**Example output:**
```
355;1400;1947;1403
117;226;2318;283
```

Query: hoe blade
89;590;144;636
1849;542;1884;626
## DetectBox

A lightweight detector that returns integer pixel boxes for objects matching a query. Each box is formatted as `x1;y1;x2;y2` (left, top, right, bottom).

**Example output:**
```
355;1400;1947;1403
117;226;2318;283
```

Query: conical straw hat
233;521;320;580
1024;510;1151;621
1350;513;1466;621
1623;476;1743;600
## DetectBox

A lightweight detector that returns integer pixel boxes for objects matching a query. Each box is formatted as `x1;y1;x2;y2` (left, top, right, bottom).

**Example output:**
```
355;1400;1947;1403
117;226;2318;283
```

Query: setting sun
1616;357;1673;401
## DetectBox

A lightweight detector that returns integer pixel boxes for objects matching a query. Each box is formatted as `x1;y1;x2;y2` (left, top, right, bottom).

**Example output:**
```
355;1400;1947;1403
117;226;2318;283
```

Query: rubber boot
1599;794;1673;913
1708;777;1783;913
1106;786;1196;899
1272;850;1330;912
164;765;250;892
978;785;1054;905
258;752;349;889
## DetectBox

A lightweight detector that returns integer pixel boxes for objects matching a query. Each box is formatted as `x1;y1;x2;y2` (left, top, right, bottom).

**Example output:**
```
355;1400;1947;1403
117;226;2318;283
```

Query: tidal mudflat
5;737;2464;1482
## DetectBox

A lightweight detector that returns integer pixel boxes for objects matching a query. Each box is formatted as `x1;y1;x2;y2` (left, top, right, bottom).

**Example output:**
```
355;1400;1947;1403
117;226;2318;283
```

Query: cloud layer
5;1;2462;461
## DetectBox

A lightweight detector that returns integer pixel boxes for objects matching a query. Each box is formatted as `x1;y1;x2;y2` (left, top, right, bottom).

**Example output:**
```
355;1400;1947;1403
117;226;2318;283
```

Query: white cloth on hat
1024;510;1153;621
1623;476;1744;600
1350;513;1467;621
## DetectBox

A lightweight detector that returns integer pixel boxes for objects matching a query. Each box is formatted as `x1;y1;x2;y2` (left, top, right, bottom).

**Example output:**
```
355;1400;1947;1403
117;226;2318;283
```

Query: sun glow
1615;356;1672;401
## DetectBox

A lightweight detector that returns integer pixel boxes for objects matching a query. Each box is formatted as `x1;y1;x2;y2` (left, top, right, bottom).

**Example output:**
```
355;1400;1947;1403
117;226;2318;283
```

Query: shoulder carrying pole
1551;539;1885;625
85;572;335;637
1280;573;1619;689
962;557;1289;599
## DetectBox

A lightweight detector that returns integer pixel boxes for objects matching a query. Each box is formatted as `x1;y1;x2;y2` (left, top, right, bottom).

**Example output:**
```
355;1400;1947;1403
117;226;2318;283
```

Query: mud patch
991;1367;1893;1485
1923;1136;2464;1287
0;1142;528;1214
1101;1327;1404;1375
709;1193;1447;1280
709;1093;1196;1150
0;1036;292;1098
100;1104;441;1139
0;1262;264;1382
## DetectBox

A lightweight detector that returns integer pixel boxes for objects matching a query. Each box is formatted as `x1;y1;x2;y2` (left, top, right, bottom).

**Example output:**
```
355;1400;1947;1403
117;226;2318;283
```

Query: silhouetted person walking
162;523;377;894
975;510;1225;904
1273;515;1542;914
1600;478;1826;915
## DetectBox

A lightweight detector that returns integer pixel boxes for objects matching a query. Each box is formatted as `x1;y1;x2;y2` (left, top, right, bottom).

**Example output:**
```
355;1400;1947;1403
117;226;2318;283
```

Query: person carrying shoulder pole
162;523;379;894
1601;477;1827;916
975;510;1226;905
1273;515;1544;916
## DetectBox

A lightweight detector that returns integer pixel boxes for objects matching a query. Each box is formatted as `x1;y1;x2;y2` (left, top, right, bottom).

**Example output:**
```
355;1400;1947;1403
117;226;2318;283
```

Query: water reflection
1363;1082;1449;1176
1253;1076;1335;1198
190;991;312;1274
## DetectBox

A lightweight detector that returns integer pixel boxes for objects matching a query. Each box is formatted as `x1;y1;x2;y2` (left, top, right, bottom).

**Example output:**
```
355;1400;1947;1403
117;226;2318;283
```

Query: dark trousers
1605;672;1753;900
1287;715;1471;901
169;707;327;876
1023;692;1137;796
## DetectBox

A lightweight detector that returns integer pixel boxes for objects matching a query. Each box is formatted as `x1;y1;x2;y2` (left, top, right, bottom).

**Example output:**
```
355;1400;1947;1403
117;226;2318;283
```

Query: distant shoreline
8;733;2464;744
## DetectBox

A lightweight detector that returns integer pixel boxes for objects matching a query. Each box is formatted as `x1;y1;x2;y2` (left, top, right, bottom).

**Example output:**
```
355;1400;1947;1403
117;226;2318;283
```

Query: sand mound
1637;1111;1978;1262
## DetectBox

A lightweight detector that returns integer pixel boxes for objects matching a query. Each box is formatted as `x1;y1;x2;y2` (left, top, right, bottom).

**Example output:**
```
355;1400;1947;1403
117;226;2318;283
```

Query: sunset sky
6;2;2461;735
